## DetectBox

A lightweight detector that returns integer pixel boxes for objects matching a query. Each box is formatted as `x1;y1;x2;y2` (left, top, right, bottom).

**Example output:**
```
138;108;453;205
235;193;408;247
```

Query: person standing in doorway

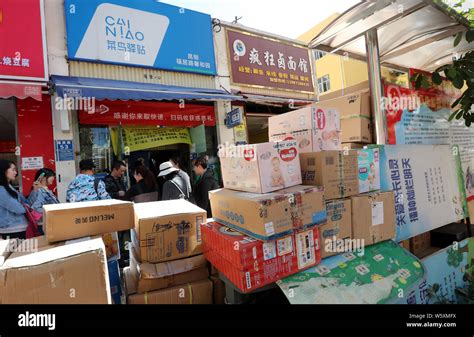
104;161;127;200
124;165;158;202
66;159;111;202
193;156;218;218
158;161;190;201
0;160;29;239
170;156;192;201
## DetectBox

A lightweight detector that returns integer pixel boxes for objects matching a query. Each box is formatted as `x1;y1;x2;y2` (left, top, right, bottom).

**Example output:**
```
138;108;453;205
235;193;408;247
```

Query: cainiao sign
64;0;216;75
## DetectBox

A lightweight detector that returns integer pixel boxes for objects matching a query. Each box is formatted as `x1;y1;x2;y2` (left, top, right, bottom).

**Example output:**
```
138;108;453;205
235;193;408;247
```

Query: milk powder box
270;128;340;153
358;148;380;194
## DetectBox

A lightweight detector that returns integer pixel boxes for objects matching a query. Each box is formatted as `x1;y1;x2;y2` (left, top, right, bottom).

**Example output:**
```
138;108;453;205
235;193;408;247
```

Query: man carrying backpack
66;159;111;203
158;161;190;201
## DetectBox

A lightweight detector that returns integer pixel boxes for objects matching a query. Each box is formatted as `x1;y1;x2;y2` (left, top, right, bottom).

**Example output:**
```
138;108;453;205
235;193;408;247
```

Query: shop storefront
213;23;318;145
0;0;54;195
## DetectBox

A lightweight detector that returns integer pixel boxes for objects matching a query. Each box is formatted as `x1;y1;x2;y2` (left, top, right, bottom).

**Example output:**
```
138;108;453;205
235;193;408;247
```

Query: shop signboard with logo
227;29;314;93
64;0;216;75
0;0;48;81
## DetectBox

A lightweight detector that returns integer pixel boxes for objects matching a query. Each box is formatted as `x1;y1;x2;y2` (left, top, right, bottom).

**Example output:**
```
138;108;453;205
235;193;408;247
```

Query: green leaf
466;119;471;127
434;64;449;73
432;72;443;85
466;30;474;43
415;74;423;89
454;32;464;47
447;68;458;80
456;109;464;119
453;74;465;89
433;283;440;293
448;110;459;121
451;96;462;109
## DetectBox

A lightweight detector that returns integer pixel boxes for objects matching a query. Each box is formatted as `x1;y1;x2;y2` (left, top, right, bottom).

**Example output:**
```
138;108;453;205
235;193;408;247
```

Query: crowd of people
0;156;219;249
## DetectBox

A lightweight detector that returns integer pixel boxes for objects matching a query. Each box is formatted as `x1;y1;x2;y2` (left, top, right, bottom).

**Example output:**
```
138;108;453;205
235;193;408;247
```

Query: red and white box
201;221;321;293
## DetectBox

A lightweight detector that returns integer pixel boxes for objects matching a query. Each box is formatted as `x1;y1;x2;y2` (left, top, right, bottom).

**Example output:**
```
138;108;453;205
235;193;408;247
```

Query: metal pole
365;29;387;145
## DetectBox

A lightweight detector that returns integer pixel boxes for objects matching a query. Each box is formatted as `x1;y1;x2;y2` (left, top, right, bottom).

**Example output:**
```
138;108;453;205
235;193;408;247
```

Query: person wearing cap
66;159;111;203
158;161;190;201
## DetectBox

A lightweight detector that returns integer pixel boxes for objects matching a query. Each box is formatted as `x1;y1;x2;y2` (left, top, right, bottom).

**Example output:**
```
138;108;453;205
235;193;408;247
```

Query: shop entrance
0;99;19;190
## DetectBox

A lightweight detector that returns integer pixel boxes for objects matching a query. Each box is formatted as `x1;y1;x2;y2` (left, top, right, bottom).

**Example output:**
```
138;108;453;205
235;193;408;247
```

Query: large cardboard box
358;148;380;194
202;221;321;293
44;199;134;243
209;185;326;240
270;128;341;153
132;200;206;263
0;236;111;304
342;143;365;150
126;277;213;304
129;246;209;293
351;191;396;246
410;232;432;255
300;151;359;200
341;117;373;143
320;199;352;259
219;140;302;193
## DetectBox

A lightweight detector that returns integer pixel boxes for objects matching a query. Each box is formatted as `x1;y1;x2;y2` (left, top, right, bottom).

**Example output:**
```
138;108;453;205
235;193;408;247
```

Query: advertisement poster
227;29;314;93
277;240;425;304
0;0;48;81
384;73;474;204
64;0;216;75
378;145;465;241
409;238;473;304
122;127;191;152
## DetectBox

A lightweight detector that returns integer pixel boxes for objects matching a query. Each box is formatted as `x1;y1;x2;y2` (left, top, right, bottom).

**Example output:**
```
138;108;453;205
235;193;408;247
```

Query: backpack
170;177;190;201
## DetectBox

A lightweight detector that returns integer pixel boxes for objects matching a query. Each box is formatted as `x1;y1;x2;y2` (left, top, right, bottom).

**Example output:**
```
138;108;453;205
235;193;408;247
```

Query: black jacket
162;174;189;201
124;180;157;202
194;169;219;218
104;175;126;200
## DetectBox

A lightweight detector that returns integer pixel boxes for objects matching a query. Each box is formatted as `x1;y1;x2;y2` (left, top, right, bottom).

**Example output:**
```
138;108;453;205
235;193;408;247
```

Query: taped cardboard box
127;278;213;304
132;200;206;263
300;151;359;200
358;148;381;194
219;140;302;193
202;222;321;293
270;127;341;153
268;105;316;135
44;199;134;243
351;191;396;246
129;246;209;293
320;199;352;259
317;90;371;119
341;117;373;143
0;236;111;304
342;143;365;150
209;185;326;240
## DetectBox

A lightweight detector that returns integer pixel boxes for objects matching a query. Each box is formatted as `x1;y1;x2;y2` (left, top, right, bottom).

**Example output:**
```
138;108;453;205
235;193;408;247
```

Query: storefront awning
51;75;243;102
234;91;316;107
0;81;43;101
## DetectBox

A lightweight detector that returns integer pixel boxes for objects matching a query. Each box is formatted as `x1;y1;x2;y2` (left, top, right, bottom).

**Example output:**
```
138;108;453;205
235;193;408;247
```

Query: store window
79;126;113;174
318;74;331;94
314;50;327;60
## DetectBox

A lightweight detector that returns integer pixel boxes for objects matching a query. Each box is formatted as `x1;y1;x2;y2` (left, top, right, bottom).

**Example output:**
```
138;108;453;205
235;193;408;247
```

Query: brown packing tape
188;283;193;304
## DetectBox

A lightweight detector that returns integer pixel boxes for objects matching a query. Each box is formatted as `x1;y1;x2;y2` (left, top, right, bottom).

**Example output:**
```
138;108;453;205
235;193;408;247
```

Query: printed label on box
245;271;252;289
263;242;277;261
277;237;293;256
264;222;275;236
371;202;384;226
296;229;315;269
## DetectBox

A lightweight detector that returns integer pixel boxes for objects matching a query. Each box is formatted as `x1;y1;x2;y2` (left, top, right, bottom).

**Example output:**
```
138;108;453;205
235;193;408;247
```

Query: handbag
22;202;42;239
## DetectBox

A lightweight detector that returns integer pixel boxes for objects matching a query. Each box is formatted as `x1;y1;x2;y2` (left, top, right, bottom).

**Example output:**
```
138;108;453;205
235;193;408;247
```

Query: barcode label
307;157;316;166
245;271;252;289
325;156;334;165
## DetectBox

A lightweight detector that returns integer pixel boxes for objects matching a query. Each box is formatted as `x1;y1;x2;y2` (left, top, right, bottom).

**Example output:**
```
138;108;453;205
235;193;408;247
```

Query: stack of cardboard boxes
0;199;135;304
123;199;213;304
205;139;324;294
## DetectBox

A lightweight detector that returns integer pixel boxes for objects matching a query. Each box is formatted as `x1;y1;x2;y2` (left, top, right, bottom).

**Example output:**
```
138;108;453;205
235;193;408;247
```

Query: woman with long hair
28;168;59;235
0;160;28;239
124;165;158;202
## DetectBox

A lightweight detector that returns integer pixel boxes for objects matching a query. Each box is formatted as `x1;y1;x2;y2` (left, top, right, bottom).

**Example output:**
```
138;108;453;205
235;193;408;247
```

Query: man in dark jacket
193;156;219;218
104;161;127;200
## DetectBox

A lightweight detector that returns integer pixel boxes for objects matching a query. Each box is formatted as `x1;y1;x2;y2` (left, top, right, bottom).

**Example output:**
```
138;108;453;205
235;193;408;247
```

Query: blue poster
64;0;216;75
55;140;74;161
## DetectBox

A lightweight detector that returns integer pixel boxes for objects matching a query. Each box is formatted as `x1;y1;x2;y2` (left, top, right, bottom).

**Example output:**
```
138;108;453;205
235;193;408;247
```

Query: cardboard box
399;239;410;250
127;278;213;304
351;191;396;246
44;199;134;243
300;151;359;200
0;239;17;265
132;200;206;263
342;143;365;150
210;275;226;304
358;148;380;194
320;82;369;100
129;246;209;293
202;221;321;293
0;236;111;304
341;117;373;143
107;259;122;304
219;140;302;193
317;91;371;119
270;128;341;153
319;199;352;259
410;232;431;255
209;185;326;240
